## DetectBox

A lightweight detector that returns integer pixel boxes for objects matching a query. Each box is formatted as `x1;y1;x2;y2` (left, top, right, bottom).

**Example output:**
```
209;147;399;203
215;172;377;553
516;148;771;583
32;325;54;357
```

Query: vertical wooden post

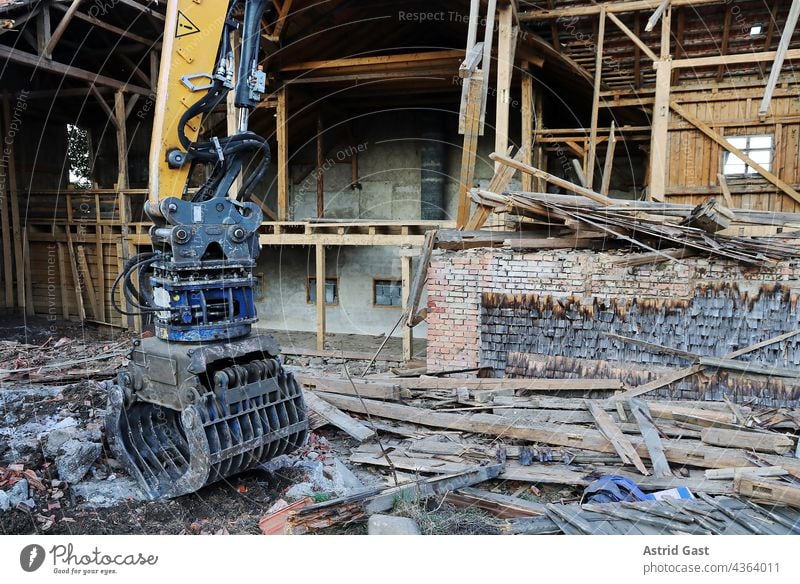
648;7;672;202
94;226;106;322
586;6;606;188
533;85;545;192
114;90;128;190
149;50;160;94
494;3;515;171
0;102;12;307
316;112;324;218
521;63;534;192
600;121;617;196
478;0;498;133
36;4;51;58
315;244;326;351
56;241;69;319
277;86;289;221
2;92;25;310
456;71;484;227
401;253;413;362
22;226;33;316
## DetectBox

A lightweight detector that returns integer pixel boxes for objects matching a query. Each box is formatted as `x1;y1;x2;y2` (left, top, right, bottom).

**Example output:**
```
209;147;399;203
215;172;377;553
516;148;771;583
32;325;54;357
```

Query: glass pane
727;137;748;149
749;149;772;165
723;152;746;175
749;135;772;149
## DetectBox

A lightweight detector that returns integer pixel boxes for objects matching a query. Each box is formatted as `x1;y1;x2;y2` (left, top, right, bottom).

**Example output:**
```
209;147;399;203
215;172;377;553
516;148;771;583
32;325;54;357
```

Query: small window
722;135;773;176
307;277;338;305
374;279;402;307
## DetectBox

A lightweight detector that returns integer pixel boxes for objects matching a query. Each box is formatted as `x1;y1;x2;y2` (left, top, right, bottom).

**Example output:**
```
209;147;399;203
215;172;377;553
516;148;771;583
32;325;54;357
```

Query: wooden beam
644;0;671;32
587;401;650;475
519;0;725;20
114;91;128;190
759;0;800;115
490;151;616;205
315;244;325;352
715;8;732;81
670;101;800;205
276;86;289;220
585;7;606;187
44;0;83;58
456;72;484;227
60;6;160;48
671;48;800;69
76;245;100;320
521;65;533;192
36;3;51;58
90;85;119;130
2;92;24;309
281;49;463;72
117;0;165;21
479;0;498;133
401;254;413;362
65;231;86;321
648;60;672;201
21;227;33;316
494;4;516;171
734;475;800;507
629;398;673;478
600;121;617;196
0;99;12;307
607;12;658;62
717;173;734;207
304;391;375;442
316;112;324;218
56;243;69;319
266;0;294;42
0;45;151;95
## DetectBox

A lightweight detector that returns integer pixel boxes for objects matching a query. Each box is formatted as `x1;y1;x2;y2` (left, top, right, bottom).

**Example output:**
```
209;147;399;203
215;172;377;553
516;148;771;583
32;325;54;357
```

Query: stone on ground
56;440;101;484
367;514;421;535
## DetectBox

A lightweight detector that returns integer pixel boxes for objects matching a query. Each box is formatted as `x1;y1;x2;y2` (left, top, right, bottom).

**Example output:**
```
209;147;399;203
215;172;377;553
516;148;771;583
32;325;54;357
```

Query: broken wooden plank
317;392;760;470
700;427;795;455
396;377;623;392
446;487;547;518
705;466;788;480
629;398;673;477
304;391;375;441
296;374;400;400
586;401;650;476
733;475;800;507
286;464;503;533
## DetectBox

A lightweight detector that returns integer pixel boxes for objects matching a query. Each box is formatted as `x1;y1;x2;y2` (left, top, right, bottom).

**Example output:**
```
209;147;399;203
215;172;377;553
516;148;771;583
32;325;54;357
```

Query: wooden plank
401;254;413;361
65;232;86;321
701;428;795;454
759;0;800;115
520;0;725;20
75;246;100;320
315;244;325;352
114;91;128;189
56;242;69;319
446;487;546;518
600;121;617;195
276;86;289;220
490;151;615;205
281;49;462;72
494;4;516;171
585;7;606;187
43;0;83;57
456;72;484;226
2;92;24;309
629;398;673;477
587;401;650;475
396;377;623;391
717;173;734;207
706;466;788;480
0;45;150;95
644;0;672;31
734;475;800;507
671;48;800;69
296;375;400;401
671;101;800;205
21;227;33;316
521;65;534;192
304;391;374;441
94;228;106;322
648;60;671;201
317;393;754;470
478;0;498;133
0;117;12;306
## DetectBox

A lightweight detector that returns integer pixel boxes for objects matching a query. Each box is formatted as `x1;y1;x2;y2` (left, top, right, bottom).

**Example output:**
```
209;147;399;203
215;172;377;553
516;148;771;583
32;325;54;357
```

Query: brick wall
426;248;800;374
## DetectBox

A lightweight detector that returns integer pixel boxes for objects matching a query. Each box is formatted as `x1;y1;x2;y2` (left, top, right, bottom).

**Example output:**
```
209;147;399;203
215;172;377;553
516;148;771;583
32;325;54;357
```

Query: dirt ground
0;316;399;535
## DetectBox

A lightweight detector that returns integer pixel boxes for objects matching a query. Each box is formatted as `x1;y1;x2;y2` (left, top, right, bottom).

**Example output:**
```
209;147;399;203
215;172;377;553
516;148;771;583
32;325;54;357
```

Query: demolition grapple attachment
106;335;308;499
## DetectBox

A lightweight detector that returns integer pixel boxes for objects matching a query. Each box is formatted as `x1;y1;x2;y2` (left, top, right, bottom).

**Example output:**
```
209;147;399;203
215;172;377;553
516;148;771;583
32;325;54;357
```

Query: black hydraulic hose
111;254;161;316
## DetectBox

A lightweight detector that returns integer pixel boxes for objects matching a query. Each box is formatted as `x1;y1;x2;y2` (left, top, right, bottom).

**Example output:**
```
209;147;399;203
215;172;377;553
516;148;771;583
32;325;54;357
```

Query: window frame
721;134;774;178
306;277;339;306
372;278;403;309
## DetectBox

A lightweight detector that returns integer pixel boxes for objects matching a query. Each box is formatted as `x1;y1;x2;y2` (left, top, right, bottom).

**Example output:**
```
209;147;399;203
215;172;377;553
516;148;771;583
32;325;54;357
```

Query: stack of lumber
292;371;800;533
455;151;800;265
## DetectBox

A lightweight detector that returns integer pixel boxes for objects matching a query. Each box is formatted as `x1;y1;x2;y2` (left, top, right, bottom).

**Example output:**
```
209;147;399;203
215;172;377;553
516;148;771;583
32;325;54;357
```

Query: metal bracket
181;73;215;92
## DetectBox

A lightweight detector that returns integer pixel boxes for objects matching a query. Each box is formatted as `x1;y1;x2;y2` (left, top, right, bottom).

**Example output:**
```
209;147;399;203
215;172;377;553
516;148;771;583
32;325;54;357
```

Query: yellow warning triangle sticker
176;11;201;38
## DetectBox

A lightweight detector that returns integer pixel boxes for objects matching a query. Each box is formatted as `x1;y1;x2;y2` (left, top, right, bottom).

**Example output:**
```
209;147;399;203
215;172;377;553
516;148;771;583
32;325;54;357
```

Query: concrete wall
254;245;428;338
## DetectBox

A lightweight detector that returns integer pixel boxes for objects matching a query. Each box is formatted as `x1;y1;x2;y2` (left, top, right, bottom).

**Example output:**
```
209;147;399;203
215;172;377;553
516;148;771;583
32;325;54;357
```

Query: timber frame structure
1;0;799;360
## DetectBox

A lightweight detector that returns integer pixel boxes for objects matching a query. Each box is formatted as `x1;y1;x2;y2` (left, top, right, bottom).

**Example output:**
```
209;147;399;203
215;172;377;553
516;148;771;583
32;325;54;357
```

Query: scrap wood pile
457;151;800;265
0;336;129;384
288;371;800;534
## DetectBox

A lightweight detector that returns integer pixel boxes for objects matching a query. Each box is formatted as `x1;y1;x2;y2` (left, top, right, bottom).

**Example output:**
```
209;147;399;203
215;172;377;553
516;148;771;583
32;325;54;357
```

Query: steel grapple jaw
105;335;308;499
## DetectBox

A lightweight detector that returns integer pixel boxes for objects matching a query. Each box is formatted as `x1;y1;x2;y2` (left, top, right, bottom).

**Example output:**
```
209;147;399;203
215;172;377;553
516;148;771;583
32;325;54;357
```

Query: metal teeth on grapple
107;359;307;499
